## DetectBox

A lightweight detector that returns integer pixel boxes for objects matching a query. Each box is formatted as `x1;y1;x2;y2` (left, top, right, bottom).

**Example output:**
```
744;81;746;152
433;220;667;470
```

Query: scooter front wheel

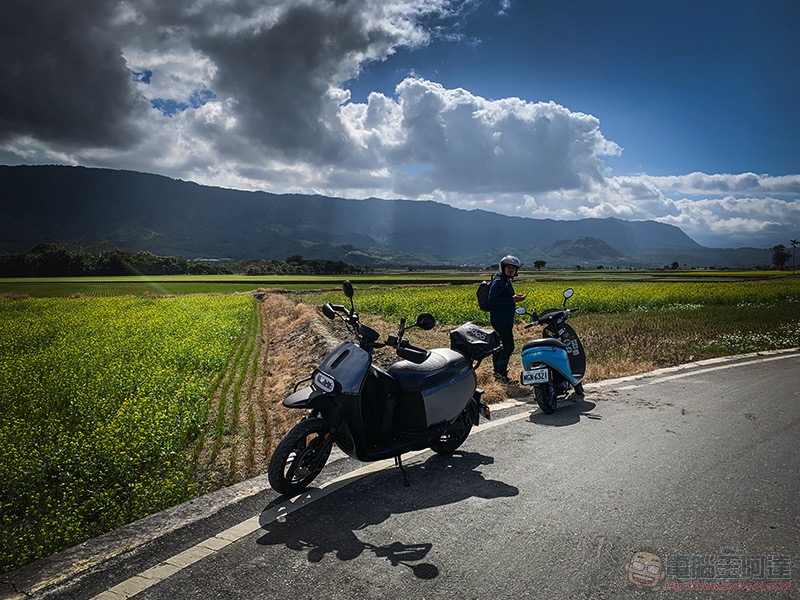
268;417;332;496
534;381;557;414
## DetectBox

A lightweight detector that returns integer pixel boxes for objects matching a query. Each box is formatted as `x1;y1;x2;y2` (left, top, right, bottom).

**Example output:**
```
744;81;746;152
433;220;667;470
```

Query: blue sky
1;0;798;248
349;1;798;177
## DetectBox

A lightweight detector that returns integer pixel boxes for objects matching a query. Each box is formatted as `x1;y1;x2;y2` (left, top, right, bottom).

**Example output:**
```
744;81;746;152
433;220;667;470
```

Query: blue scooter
515;288;586;414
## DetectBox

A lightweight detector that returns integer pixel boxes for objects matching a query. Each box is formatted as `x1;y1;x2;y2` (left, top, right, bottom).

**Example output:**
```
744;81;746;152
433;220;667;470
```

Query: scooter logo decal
313;371;335;393
467;327;487;340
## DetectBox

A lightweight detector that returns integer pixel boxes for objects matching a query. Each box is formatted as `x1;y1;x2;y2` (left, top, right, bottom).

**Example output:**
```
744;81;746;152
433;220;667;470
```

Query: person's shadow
529;396;598;427
256;451;518;579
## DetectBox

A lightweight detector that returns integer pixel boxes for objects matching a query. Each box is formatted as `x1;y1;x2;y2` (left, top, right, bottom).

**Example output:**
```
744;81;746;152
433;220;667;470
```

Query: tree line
0;245;372;277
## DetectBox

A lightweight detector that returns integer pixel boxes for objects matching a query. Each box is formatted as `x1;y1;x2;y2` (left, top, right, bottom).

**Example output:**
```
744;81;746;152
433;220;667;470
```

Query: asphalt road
6;350;799;599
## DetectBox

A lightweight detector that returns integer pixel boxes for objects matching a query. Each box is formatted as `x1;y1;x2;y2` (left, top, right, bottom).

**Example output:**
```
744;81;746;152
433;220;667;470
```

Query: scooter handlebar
523;307;576;328
396;339;430;364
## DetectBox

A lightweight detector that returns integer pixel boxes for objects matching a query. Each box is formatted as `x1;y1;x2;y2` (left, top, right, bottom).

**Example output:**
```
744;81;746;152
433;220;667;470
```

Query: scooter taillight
524;361;545;370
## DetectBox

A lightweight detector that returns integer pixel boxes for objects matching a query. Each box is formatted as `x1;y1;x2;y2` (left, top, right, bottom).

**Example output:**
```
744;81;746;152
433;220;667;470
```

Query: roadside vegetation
1;271;798;574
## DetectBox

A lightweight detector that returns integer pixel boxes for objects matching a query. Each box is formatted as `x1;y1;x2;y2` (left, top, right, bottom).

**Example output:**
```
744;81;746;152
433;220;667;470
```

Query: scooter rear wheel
429;413;472;454
534;381;557;414
268;417;332;496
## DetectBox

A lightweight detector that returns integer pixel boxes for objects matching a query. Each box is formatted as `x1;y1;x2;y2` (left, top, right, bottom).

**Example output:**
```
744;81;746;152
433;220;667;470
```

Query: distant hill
0;165;771;268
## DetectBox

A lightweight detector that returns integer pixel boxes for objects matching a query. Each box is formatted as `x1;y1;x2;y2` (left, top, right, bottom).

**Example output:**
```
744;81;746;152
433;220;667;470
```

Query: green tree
29;244;73;276
771;244;791;270
97;249;132;275
533;260;546;271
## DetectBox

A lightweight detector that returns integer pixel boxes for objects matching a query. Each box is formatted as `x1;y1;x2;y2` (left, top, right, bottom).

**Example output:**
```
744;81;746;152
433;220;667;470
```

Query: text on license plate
521;367;550;385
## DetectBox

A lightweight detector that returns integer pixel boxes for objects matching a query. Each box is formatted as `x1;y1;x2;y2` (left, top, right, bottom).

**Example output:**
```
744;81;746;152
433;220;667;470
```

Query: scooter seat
522;338;566;351
388;348;470;393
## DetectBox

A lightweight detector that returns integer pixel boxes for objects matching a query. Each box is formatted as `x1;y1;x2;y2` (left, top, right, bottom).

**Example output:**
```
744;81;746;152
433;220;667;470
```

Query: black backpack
476;276;496;311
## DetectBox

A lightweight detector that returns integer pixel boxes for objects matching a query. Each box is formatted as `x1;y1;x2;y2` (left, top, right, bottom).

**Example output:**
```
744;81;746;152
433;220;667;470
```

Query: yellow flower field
0;295;255;573
304;278;800;325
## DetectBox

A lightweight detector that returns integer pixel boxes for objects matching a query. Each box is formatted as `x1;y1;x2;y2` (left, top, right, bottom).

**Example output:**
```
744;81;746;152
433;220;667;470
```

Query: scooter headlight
313;371;336;393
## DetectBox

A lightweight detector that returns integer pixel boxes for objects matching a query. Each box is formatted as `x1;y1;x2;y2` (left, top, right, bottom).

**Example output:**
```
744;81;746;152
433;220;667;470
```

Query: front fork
302;408;342;470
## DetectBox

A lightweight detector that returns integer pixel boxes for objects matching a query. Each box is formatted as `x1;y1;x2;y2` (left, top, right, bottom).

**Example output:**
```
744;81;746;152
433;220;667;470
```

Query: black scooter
267;281;498;496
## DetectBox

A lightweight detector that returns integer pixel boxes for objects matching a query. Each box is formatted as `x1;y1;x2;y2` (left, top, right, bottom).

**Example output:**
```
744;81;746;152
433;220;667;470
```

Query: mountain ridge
0;165;771;268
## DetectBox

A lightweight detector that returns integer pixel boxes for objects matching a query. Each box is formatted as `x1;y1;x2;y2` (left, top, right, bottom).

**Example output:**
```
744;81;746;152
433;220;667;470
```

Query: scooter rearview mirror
562;287;574;308
415;312;436;330
321;303;336;320
343;280;354;299
515;306;527;315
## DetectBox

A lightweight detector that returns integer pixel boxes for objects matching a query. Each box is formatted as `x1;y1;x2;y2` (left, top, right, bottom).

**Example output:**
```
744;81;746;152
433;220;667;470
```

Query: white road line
586;348;800;390
611;351;799;391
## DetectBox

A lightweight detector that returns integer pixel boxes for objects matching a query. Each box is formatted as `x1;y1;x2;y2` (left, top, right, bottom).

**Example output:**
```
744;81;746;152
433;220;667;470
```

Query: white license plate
521;367;550;385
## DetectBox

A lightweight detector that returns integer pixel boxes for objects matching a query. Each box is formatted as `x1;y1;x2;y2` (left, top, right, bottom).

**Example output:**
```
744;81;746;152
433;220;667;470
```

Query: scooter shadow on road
528;397;598;427
256;450;518;579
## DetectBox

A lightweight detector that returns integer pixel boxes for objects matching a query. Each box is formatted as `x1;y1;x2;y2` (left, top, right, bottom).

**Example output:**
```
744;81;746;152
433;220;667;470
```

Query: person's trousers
491;321;514;375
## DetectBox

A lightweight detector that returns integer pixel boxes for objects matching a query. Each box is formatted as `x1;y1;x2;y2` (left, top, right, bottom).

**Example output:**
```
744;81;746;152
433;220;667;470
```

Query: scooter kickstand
394;455;411;487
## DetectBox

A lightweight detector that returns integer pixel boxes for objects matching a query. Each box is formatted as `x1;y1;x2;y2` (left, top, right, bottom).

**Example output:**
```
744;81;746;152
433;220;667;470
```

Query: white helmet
500;255;521;271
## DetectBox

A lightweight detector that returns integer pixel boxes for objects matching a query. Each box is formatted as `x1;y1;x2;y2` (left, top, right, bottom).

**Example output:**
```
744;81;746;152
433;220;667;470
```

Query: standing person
488;255;526;382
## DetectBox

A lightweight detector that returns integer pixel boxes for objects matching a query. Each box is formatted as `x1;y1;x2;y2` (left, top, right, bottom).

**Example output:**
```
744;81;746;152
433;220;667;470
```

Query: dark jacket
488;274;516;324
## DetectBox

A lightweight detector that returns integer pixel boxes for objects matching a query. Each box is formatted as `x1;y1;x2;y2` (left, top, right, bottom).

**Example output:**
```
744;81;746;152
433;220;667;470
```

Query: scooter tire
429;423;472;454
430;409;473;454
534;382;557;414
573;382;584;396
268;417;332;496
